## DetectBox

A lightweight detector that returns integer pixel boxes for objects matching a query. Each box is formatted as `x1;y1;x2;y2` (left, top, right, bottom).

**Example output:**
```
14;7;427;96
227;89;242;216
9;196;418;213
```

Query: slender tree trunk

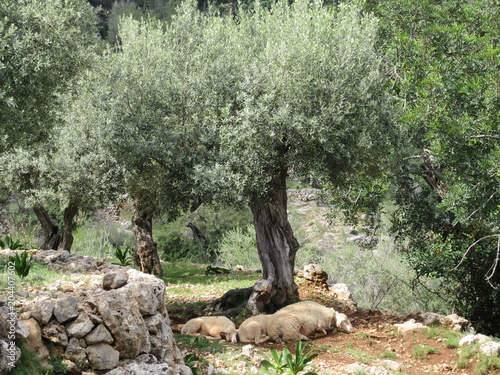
247;158;300;315
57;202;79;252
131;199;164;276
33;204;61;250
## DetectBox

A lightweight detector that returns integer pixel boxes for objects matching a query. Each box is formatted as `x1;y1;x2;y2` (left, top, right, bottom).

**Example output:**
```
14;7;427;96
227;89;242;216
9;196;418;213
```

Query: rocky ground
167;277;500;375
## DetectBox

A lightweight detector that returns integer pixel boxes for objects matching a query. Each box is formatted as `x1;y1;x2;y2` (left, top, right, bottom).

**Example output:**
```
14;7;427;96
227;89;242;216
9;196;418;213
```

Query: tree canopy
370;0;500;334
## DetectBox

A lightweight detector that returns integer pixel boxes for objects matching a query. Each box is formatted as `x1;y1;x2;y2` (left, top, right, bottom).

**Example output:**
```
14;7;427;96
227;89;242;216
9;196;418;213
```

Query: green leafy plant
9;251;33;279
113;245;133;266
184;353;202;375
205;265;230;275
261;341;318;375
0;236;26;250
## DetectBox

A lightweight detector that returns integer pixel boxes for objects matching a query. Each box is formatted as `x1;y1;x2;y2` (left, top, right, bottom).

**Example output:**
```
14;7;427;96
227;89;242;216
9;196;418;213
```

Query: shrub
216;225;260;269
9;251;32;278
0;235;26;250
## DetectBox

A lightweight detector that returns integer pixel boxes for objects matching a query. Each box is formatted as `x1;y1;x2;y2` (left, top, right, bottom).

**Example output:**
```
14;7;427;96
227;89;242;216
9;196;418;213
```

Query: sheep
181;316;238;343
237;314;273;344
267;301;353;343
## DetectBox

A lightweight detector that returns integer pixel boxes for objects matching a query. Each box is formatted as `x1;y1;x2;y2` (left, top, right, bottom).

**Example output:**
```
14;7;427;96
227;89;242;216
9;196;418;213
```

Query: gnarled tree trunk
247;160;300;315
33;204;61;250
132;199;164;276
58;202;79;251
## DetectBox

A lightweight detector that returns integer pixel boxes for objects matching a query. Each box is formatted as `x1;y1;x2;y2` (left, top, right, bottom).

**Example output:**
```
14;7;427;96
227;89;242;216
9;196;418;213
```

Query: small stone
102;272;129;290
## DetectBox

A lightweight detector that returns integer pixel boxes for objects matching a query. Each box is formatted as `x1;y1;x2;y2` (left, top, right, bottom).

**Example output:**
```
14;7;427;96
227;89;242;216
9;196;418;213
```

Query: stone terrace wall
0;250;191;375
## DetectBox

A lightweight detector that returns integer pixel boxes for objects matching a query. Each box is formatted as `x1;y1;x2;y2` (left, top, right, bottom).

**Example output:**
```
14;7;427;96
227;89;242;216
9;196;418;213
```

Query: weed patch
411;345;440;360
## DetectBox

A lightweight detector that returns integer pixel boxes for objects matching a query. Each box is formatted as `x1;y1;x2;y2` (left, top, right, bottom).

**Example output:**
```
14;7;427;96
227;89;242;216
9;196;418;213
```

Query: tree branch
470;135;500;141
447;234;500;289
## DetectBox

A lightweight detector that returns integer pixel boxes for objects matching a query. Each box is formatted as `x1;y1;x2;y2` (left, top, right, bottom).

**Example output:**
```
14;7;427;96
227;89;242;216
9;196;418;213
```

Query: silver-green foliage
217;225;260;269
0;0;99;151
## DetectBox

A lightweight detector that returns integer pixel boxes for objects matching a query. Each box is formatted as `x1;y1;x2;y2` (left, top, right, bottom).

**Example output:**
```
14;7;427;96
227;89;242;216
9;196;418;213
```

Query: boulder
394;319;425;332
53;295;79;323
19;318;50;362
303;264;329;290
439;313;470;332
0;301;16;339
106;362;192;375
459;334;490;347
92;289;150;358
86;343;120;370
65;337;88;364
480;341;500;357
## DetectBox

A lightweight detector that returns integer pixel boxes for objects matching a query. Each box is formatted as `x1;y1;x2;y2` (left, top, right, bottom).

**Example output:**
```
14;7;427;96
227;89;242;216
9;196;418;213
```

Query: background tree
0;0;98;151
370;0;500;335
75;13;221;275
0;0;101;249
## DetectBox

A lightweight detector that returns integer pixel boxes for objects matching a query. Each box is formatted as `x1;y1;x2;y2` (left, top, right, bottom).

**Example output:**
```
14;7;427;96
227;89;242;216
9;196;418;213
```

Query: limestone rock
0;300;16;339
31;298;54;325
53;295;79;323
0;339;20;375
15;319;30;339
84;324;114;345
419;312;445;326
92;289;150;358
65;337;88;364
66;312;94;338
439;313;470;332
19;318;50;362
106;362;192;375
86;343;120;370
103;271;129;290
480;341;500;357
303;264;329;289
42;320;69;346
394;319;425;333
377;360;401;371
459;334;490;347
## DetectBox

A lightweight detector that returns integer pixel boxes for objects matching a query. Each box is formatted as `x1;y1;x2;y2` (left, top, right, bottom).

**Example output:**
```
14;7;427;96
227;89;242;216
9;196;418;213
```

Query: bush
216;225;260;269
72;218;131;258
157;231;205;262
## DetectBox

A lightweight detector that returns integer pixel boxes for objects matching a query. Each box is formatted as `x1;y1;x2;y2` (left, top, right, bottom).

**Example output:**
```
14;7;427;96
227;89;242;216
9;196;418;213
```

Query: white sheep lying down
237;314;273;344
181;316;238;343
267;301;353;343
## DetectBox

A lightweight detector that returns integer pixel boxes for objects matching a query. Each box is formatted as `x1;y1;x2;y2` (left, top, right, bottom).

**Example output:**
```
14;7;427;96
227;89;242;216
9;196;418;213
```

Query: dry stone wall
0;249;191;375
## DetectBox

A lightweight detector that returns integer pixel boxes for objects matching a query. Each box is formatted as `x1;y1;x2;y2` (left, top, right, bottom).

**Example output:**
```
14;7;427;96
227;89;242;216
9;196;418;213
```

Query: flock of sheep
180;300;353;344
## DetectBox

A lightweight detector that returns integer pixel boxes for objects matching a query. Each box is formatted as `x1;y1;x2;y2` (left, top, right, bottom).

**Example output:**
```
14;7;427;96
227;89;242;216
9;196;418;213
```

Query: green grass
160;262;257;291
345;346;377;364
379;349;398;360
411;345;440;360
10;343;51;375
456;343;500;374
0;258;62;292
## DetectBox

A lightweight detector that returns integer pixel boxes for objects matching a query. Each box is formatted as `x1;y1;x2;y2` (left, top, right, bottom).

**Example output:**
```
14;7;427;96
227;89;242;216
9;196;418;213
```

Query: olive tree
192;0;394;313
0;0;98;151
0;0;102;249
